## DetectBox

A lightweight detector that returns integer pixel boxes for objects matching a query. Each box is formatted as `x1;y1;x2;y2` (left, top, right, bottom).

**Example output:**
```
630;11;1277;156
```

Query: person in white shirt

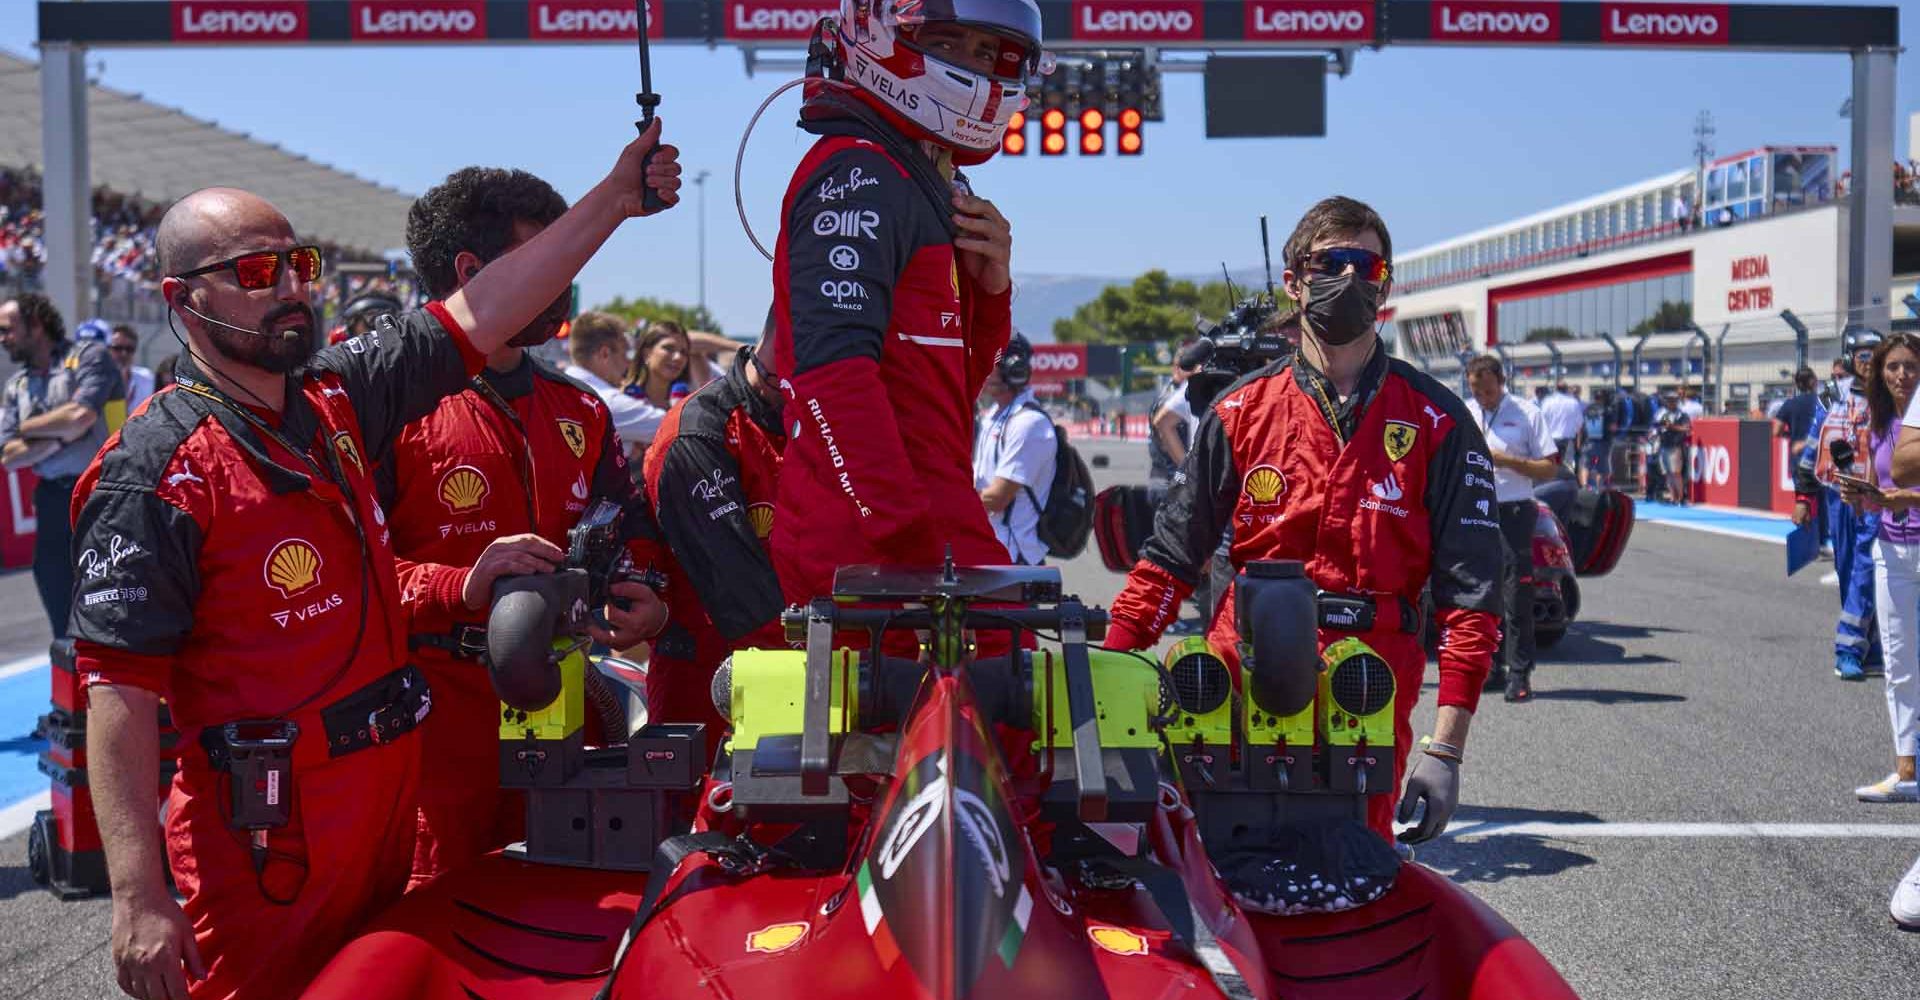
107;324;155;412
1464;355;1562;703
1679;385;1705;420
973;333;1056;565
1540;382;1586;467
564;310;667;459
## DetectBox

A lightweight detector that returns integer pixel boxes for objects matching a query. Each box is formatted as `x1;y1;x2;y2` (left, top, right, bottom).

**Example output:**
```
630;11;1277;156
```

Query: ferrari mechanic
763;0;1034;644
379;167;670;889
70;122;679;1000
1104;196;1505;843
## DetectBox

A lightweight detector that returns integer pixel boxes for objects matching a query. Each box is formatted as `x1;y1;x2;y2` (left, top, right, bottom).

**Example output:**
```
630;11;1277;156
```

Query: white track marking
0;790;50;840
1435;821;1920;839
0;656;47;683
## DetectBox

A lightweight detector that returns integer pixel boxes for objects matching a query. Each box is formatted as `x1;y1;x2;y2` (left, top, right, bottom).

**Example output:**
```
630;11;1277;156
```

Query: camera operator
378;167;669;889
1104;196;1503;845
1464;355;1561;703
71;123;679;1000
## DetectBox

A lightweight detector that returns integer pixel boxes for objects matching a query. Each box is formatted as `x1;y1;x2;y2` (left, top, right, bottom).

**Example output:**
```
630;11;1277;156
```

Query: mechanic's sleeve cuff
414;562;473;620
75;642;172;698
1433;607;1499;713
425;300;485;377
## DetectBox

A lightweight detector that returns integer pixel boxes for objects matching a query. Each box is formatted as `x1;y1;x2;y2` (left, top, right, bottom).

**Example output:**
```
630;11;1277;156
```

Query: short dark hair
1794;366;1817;391
1284;196;1393;272
1465;354;1505;383
110;323;137;343
10;293;65;344
406;167;568;299
568;311;627;366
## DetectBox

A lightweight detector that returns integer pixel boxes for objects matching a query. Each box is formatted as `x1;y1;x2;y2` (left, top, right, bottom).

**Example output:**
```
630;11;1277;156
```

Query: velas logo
264;538;323;599
529;0;663;41
1600;2;1727;44
1244;2;1373;43
173;2;309;42
350;1;485;41
1431;1;1560;42
1071;1;1203;42
438;465;491;513
725;0;834;41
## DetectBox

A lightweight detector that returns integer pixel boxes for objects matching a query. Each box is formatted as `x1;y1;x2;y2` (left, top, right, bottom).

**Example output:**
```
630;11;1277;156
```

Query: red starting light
1003;110;1027;156
1116;106;1144;156
1080;130;1104;155
1042;131;1067;155
1079;107;1105;131
1040;107;1067;157
1042;108;1067;131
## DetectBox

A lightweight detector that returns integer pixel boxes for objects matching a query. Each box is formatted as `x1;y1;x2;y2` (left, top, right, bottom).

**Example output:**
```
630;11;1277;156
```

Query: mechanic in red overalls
70;124;679;1000
380;168;670;889
764;0;1032;632
1105;196;1504;844
641;329;785;732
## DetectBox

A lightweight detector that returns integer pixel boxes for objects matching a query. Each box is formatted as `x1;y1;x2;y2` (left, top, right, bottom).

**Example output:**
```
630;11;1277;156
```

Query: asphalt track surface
0;438;1914;999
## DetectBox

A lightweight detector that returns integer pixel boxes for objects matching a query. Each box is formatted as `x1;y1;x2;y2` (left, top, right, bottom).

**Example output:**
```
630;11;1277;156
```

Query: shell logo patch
1087;925;1148;957
1242;464;1286;505
557;419;587;459
264;539;322;598
744;921;808;954
1384;420;1418;463
331;432;363;474
748;502;775;539
438;465;490;514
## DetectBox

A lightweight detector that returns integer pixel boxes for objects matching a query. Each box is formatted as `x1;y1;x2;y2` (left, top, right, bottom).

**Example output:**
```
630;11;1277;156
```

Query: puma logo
1424;405;1445;429
166;461;204;488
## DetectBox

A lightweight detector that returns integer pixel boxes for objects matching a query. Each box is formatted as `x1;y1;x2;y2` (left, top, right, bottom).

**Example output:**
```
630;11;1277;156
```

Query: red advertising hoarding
1689;417;1741;507
1244;2;1375;43
1430;1;1561;42
173;1;310;43
529;0;663;40
350;1;487;42
1070;0;1204;42
2;468;38;570
724;0;835;41
1600;2;1730;45
1028;344;1088;393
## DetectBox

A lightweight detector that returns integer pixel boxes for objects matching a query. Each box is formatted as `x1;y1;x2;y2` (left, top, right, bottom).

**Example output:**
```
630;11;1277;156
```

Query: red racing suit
67;304;482;1000
764;105;1013;642
1107;348;1504;838
375;352;657;888
640;347;786;732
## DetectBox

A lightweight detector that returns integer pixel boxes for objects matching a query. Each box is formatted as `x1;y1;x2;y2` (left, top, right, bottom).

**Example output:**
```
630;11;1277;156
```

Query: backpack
1016;402;1095;558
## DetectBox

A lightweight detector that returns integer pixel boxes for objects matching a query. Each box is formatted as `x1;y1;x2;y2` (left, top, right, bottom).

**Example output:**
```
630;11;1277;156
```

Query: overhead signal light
1078;107;1105;156
1003;110;1027;156
1040;108;1067;157
1118;107;1143;156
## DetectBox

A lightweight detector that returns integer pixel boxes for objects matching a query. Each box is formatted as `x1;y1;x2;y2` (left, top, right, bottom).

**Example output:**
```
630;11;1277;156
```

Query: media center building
1382;142;1920;417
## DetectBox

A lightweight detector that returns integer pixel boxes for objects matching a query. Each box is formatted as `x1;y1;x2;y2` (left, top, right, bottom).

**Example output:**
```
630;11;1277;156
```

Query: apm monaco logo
1071;0;1203;42
725;0;835;41
173;2;310;42
350;1;486;41
1431;1;1560;42
1600;2;1728;44
529;0;662;40
1244;2;1373;42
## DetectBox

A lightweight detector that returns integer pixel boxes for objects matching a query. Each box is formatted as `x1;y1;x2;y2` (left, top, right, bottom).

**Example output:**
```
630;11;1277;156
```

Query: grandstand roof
0;50;410;255
1399;167;1696;263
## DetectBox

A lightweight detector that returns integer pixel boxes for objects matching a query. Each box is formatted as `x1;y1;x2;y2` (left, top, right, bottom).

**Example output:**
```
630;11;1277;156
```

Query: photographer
72;123;678;1000
380;167;669;889
1105;196;1503;845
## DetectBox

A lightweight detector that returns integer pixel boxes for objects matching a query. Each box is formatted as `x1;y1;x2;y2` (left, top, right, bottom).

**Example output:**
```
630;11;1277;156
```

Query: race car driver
641;328;786;732
764;0;1032;638
380;166;670;889
72;123;680;1000
1104;196;1505;844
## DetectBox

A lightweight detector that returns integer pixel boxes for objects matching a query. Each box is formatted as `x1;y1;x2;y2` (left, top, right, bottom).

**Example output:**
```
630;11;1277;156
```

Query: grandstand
1385;144;1920;414
0;50;414;369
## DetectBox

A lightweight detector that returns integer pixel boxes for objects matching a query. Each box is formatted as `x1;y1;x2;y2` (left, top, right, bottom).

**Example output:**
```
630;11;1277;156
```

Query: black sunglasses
173;246;322;290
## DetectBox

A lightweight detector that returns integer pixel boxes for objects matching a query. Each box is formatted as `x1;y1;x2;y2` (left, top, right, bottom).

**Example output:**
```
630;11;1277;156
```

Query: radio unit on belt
200;719;299;858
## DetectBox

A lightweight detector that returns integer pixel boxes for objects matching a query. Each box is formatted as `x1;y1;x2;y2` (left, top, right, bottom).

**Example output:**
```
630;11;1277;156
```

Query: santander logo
1245;2;1373;41
174;2;308;41
351;2;485;40
1600;3;1728;44
1432;2;1560;41
530;1;661;40
726;0;834;40
1072;1;1202;41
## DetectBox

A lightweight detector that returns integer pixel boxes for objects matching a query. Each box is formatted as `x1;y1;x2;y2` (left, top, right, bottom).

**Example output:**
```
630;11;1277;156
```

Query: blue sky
0;2;1913;337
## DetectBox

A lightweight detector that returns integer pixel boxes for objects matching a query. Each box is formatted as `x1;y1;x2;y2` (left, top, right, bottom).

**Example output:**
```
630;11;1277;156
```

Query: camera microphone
179;301;304;340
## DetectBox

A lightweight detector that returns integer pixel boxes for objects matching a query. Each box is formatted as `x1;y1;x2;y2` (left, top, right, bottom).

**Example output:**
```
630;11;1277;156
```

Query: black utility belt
411;624;488;662
1316;592;1421;635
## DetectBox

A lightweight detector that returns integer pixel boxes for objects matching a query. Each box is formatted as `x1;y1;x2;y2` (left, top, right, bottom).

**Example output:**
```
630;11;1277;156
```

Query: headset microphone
179;301;303;340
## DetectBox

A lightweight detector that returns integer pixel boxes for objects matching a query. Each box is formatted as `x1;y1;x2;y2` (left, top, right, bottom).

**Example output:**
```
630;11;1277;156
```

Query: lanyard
468;374;542;531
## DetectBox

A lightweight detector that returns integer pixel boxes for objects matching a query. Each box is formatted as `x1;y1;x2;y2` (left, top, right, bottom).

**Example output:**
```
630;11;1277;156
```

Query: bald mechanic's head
159;187;319;375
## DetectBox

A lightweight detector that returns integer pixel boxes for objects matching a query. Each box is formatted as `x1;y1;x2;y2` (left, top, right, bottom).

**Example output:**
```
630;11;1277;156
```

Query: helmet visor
891;0;1044;81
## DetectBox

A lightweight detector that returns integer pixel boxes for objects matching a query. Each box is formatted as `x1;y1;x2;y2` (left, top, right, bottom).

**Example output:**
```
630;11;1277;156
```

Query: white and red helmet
833;0;1050;165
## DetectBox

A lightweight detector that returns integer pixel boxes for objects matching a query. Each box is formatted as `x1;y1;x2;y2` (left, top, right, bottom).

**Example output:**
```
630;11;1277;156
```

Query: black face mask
1302;271;1380;347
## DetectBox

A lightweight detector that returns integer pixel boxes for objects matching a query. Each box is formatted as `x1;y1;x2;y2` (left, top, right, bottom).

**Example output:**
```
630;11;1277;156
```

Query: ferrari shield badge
1384;420;1418;463
557;419;587;458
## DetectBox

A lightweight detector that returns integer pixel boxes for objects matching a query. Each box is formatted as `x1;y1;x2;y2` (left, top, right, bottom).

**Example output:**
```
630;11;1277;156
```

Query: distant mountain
1010;267;1277;343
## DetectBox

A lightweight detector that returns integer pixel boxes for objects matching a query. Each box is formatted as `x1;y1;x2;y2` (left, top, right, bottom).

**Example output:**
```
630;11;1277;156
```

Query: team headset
164;279;374;905
996;333;1032;391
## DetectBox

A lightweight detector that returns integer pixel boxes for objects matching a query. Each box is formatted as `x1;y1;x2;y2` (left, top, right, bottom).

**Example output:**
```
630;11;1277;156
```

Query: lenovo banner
1430;1;1561;42
1688;418;1742;507
1070;0;1203;42
1600;2;1730;45
725;0;835;41
350;1;485;41
2;468;37;570
529;0;663;40
173;2;310;42
1244;1;1374;43
1029;344;1088;389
